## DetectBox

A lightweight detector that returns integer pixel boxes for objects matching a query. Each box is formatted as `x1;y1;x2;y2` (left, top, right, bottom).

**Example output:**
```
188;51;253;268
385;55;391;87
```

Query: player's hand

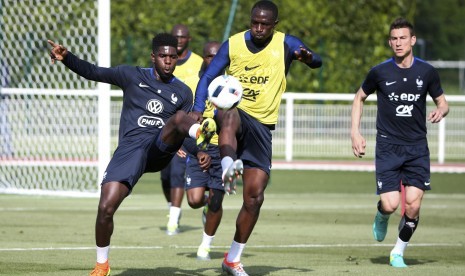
427;109;444;123
294;45;313;64
351;133;366;158
176;149;187;158
197;151;211;171
189;111;203;123
47;40;68;64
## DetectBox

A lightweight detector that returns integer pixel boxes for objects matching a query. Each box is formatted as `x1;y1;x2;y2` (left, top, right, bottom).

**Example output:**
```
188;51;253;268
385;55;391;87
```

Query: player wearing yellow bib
191;1;322;275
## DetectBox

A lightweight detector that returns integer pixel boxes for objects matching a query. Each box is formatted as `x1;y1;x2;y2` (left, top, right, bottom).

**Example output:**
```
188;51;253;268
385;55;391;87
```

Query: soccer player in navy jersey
183;41;224;261
48;33;216;276
190;1;322;275
351;18;449;268
161;24;204;236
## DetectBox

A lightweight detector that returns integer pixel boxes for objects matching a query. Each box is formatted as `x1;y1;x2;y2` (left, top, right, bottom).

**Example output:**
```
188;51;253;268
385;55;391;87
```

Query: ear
411;35;416;46
150;52;156;62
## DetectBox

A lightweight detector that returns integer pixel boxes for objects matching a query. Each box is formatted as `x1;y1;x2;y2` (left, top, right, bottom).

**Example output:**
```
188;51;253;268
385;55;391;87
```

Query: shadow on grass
370;256;437;266
119;252;313;275
154;224;203;234
118;266;313;275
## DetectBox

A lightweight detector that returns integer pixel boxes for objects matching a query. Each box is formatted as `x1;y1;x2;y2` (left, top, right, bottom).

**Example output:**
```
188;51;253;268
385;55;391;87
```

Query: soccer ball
207;75;243;110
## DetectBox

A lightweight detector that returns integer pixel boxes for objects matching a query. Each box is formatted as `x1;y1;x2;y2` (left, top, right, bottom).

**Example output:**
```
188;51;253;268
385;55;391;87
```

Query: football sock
200;231;214;248
96;245;110;263
188;124;201;139
221;156;234;174
168;206;181;225
227;240;246;263
398;215;419;242
391;237;408;256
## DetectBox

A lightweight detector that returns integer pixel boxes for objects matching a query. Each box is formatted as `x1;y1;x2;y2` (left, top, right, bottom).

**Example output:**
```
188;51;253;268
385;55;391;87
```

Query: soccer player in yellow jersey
191;1;322;275
161;24;204;235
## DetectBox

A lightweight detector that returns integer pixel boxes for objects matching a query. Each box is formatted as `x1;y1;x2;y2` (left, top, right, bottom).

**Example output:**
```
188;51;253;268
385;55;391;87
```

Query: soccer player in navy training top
190;1;322;275
48;33;216;276
183;41;225;261
161;24;204;236
351;18;449;268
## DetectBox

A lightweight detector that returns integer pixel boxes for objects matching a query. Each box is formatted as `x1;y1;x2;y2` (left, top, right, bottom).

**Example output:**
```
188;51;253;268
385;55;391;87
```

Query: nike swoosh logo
139;82;150;88
245;65;260;71
385;81;396;86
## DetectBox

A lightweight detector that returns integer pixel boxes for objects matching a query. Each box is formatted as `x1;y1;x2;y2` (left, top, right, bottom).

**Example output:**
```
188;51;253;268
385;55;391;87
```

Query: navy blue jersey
193;31;322;112
362;57;443;145
62;52;193;141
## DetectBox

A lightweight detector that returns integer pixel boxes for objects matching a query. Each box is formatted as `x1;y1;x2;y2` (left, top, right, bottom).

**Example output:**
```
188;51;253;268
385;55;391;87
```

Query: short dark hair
390;17;415;36
252;0;278;21
152;33;178;53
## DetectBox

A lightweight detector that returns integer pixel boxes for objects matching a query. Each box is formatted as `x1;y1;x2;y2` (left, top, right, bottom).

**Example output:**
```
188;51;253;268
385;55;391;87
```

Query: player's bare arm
47;40;68;64
351;88;368;158
189;111;203;123
294;45;313;64
428;94;449;123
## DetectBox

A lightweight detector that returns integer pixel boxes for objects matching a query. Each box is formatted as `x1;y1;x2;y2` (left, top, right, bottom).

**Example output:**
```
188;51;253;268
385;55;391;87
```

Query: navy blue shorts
375;141;431;194
236;109;272;175
185;145;223;191
102;130;182;191
160;150;187;188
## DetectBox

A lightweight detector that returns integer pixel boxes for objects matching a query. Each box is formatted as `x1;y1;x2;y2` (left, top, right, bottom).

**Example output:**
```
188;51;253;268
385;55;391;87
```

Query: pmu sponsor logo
138;116;165;128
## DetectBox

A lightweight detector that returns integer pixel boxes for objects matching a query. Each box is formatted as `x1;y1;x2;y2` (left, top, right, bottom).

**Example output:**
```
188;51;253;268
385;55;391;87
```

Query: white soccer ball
207;75;243;110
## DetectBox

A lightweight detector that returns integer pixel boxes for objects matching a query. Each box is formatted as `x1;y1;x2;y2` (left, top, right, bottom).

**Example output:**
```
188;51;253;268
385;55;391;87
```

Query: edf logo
399;93;420;101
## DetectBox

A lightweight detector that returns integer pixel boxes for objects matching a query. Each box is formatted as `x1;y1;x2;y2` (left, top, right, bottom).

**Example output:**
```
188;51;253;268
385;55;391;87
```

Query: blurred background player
48;33;216;276
191;1;322;275
351;18;449;268
161;24;203;235
183;41;224;261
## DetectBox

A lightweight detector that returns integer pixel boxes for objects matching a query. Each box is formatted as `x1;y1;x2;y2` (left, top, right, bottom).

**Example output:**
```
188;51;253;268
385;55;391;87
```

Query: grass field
1;170;464;275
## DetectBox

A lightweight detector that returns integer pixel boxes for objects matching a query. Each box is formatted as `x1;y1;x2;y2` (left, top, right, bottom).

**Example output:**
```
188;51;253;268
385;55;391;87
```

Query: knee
209;189;224;212
379;200;398;214
97;201;117;221
186;196;203;209
244;192;264;212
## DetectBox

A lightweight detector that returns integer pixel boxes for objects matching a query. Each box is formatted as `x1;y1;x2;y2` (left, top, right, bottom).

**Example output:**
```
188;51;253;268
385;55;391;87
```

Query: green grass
0;170;464;275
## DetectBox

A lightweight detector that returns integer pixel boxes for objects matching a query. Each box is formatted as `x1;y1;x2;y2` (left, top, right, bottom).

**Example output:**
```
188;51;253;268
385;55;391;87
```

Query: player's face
172;28;190;55
388;27;416;59
151;46;178;81
250;8;276;45
203;43;220;67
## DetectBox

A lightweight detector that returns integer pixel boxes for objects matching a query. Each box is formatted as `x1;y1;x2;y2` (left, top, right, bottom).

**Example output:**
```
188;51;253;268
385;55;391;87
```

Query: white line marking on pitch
0;243;462;252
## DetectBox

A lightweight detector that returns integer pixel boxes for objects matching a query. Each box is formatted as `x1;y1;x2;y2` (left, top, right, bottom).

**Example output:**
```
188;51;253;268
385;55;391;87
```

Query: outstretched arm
286;34;322;68
294;45;317;66
351;88;368;158
428;94;449;123
48;40;68;64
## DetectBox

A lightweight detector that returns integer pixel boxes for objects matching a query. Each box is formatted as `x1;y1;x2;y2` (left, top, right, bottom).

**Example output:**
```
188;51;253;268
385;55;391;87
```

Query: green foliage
110;0;462;94
415;0;465;60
